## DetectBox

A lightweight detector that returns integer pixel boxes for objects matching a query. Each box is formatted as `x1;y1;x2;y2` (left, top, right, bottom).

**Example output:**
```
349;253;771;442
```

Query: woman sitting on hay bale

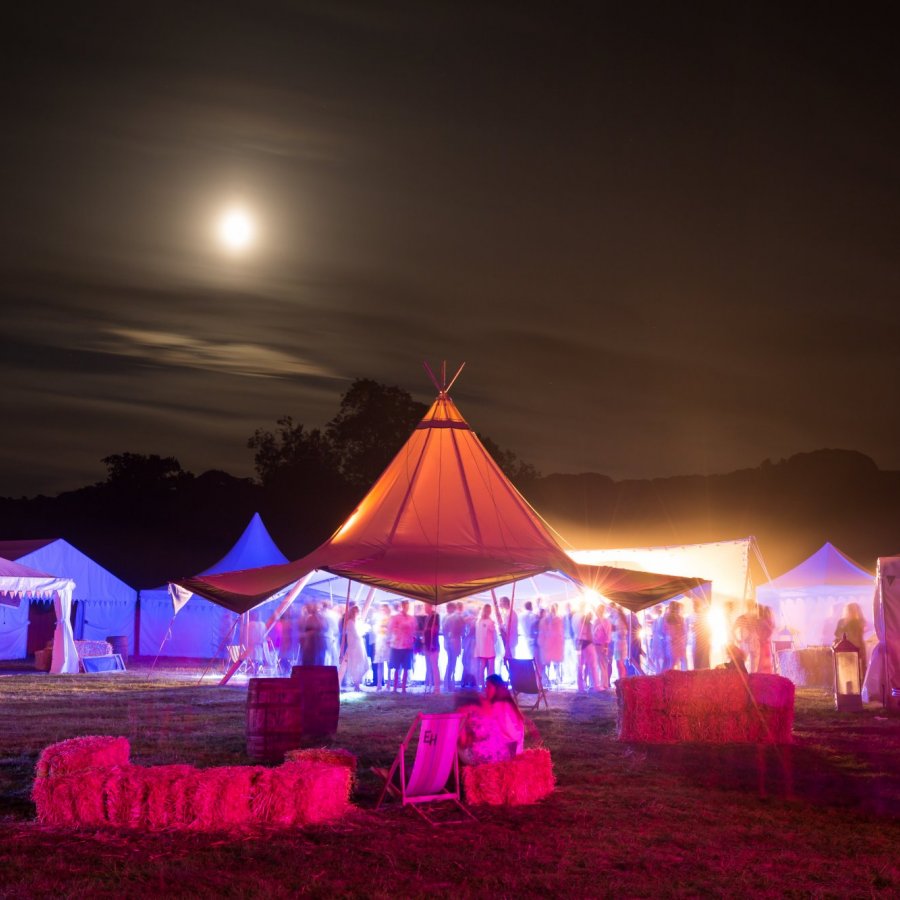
455;678;553;806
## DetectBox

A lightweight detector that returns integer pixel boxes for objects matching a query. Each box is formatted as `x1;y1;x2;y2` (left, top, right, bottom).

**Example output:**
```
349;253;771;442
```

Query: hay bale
284;747;358;774
32;736;353;831
462;748;554;806
34;736;130;780
776;648;834;689
617;670;794;745
191;765;257;831
32;736;131;824
143;764;197;829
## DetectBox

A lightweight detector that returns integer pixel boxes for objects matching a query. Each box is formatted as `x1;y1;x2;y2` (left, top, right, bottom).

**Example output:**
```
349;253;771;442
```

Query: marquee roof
758;542;873;593
178;379;707;614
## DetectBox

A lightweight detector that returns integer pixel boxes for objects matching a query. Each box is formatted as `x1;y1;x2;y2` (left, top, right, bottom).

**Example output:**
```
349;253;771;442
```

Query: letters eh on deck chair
373;712;475;825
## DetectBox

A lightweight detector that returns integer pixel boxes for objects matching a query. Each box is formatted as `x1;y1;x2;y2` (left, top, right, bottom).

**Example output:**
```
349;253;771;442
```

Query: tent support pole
197;614;241;685
147;614;177;681
220;574;314;685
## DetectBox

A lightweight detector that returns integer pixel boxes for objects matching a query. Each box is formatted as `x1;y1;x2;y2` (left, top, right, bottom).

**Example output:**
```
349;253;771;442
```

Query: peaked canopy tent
175;366;709;683
756;542;874;648
863;555;900;708
0;557;77;673
569;539;754;665
139;513;288;658
0;539;136;656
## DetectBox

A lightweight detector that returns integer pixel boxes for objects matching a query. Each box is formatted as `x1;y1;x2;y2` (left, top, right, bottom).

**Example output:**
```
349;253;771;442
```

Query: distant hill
1;448;897;589
529;449;900;576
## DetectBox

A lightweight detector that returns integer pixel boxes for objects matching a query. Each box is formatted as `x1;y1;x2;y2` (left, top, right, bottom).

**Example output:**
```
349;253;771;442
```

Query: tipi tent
0;539;136;656
756;542;874;648
139;513;288;658
176;370;709;681
863;555;900;709
0;556;77;673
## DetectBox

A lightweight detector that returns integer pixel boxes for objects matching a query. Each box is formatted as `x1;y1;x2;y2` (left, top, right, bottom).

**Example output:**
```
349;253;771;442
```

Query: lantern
832;633;863;712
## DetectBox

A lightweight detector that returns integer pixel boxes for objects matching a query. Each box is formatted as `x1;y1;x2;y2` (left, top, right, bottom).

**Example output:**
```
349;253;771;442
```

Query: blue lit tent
138;513;288;658
0;538;136;658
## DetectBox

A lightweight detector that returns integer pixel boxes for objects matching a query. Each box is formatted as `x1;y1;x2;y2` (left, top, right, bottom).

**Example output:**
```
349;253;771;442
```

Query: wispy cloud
100;328;338;380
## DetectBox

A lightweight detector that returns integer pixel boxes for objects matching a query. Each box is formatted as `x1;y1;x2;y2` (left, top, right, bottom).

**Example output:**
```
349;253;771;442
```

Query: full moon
217;208;255;252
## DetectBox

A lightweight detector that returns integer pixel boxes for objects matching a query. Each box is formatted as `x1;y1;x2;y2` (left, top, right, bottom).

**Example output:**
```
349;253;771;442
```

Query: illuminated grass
0;669;897;898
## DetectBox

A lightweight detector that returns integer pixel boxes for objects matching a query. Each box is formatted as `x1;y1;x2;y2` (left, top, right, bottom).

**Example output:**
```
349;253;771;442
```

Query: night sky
2;3;897;498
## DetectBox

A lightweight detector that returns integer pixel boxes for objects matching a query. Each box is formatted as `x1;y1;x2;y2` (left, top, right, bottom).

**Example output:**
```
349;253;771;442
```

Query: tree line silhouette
1;379;897;588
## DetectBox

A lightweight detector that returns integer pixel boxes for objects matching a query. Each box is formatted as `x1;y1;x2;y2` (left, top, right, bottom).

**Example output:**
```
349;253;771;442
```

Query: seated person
454;690;512;766
484;674;525;756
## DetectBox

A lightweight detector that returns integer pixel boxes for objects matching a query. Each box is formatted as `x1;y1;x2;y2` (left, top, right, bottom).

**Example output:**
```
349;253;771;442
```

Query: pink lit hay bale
190;765;257;830
260;760;353;826
32;736;354;831
284;747;358;775
143;764;197;829
616;670;794;745
462;748;555;806
32;736;131;825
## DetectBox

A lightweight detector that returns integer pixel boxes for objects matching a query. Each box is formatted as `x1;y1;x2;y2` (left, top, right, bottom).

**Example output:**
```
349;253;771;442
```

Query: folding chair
373;712;475;825
226;644;250;676
261;639;284;676
508;658;549;711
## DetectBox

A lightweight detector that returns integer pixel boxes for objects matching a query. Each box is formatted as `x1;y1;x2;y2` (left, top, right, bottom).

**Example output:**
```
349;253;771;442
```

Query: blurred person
664;601;688;671
442;602;465;691
689;595;712;670
388;599;417;694
301;602;327;666
460;603;478;689
539;604;565;685
611;607;631;681
592;604;612;690
422;604;442;694
576;608;601;692
485;673;525;756
475;604;498;689
834;602;867;677
732;604;760;674
755;604;776;674
372;602;392;690
521;601;539;660
343;605;369;691
499;596;518;660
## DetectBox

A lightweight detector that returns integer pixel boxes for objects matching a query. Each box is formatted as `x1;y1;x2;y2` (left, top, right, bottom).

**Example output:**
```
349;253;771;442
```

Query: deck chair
225;644;250;676
373;712;475;825
508;658;549;711
261;639;284;676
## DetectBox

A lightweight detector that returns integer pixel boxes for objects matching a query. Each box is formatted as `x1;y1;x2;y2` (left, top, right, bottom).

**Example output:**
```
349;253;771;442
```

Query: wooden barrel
291;665;341;737
246;678;305;762
106;635;129;664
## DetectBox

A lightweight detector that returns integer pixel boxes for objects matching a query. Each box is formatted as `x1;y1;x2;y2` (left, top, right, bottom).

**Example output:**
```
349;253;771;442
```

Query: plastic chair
373;712;475;825
508;658;549;711
261;639;285;676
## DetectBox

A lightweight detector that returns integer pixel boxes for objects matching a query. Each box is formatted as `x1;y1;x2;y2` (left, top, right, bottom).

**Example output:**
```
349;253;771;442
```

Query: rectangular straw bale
35;736;130;780
191;765;257;831
143;764;196;829
284;747;358;774
463;749;555;806
277;760;353;825
104;766;150;827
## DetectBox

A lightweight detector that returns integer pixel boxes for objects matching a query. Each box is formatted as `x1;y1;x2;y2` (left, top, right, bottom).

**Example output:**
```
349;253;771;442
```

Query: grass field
0;666;898;899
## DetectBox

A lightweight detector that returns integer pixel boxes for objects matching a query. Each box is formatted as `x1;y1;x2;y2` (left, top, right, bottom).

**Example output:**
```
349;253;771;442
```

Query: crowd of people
256;591;805;692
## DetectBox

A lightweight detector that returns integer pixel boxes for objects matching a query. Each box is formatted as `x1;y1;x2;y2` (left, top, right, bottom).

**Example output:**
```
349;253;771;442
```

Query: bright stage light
217;208;255;252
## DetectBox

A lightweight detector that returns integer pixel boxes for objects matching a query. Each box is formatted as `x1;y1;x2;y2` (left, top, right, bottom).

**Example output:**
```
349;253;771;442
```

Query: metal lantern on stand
832;633;863;712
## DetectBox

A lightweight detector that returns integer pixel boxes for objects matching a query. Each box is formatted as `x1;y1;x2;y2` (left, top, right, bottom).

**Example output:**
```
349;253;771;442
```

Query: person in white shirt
474;604;498;689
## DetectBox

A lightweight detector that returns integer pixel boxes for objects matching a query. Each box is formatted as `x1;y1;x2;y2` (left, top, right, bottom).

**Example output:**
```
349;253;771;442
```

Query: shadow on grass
639;740;900;817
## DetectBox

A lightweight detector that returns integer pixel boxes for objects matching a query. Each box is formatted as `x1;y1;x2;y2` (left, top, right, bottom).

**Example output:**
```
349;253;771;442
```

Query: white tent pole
220;573;314;685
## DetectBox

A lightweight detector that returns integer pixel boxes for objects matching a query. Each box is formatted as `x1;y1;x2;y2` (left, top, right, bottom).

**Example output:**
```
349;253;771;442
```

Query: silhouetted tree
326;379;428;490
100;453;192;495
